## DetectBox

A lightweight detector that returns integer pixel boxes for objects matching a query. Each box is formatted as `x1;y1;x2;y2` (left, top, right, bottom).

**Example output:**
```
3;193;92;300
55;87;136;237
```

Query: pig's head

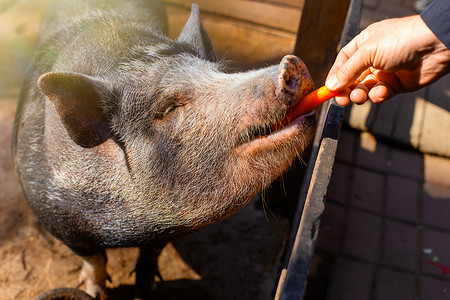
37;4;315;233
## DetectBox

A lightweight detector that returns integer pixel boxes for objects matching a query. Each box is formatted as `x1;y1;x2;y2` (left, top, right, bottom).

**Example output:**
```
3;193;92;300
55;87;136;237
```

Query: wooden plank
166;5;296;68
165;0;302;33
294;0;351;84
265;0;303;8
276;102;344;300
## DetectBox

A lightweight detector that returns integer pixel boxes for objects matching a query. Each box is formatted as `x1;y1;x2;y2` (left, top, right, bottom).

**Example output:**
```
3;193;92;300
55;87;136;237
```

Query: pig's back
38;0;167;41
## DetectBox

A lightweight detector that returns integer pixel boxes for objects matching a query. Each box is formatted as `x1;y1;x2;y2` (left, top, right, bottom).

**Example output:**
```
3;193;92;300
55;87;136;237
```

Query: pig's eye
155;96;189;120
163;105;178;117
157;103;184;119
155;104;183;120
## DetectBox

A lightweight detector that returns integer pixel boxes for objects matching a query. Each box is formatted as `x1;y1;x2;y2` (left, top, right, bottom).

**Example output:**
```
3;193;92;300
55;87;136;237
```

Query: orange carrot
273;86;339;130
286;86;338;121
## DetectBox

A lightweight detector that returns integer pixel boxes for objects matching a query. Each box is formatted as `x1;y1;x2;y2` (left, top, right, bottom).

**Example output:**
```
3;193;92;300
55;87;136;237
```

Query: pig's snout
276;55;314;107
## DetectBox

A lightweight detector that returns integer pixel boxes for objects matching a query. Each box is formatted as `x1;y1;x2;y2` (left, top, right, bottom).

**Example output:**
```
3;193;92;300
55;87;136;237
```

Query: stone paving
310;1;450;299
315;128;450;300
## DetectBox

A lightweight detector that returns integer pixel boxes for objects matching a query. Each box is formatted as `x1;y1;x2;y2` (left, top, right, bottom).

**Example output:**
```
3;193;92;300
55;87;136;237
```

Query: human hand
325;15;450;106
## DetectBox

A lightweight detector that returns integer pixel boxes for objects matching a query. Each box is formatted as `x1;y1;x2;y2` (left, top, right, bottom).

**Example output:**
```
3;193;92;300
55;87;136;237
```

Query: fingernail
326;75;339;90
375;87;386;101
350;89;366;104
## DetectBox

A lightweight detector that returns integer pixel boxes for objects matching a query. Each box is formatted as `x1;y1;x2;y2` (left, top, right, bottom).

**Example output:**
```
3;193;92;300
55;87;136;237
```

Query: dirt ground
0;1;294;299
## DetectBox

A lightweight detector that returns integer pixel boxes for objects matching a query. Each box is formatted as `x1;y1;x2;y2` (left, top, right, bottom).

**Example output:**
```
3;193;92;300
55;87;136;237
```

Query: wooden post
294;0;352;85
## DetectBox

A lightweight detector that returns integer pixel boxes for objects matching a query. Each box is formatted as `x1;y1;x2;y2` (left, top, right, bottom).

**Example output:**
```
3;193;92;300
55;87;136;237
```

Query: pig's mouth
243;110;314;141
234;54;316;156
235;110;316;156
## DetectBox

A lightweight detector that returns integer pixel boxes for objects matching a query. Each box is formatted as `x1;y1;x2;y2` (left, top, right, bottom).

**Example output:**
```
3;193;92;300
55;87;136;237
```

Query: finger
334;88;352;106
348;68;373;91
355;69;373;85
349;73;379;104
326;48;352;81
335;96;352;106
371;69;404;93
334;49;373;90
326;37;360;83
350;85;368;104
368;82;396;103
326;37;371;91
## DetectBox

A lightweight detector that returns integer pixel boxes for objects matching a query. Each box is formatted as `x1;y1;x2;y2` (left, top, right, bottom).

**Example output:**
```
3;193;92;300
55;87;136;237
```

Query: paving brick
382;0;403;6
343;209;382;263
327;162;351;205
428;74;450;111
420;102;450;156
368;97;402;141
382;220;419;272
389;147;424;181
349;167;384;213
346;101;372;131
422;183;450;231
378;0;417;17
326;257;374;300
336;128;357;164
360;1;414;29
363;0;379;10
420;75;450;157
317;202;345;253
375;268;416;300
421;276;450;300
385;174;420;223
422;229;450;277
355;132;390;173
360;9;384;29
392;91;426;149
402;0;422;12
424;154;450;188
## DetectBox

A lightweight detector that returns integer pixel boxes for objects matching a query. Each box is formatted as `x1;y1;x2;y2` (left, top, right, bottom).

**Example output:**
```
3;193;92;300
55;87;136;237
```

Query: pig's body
14;0;315;298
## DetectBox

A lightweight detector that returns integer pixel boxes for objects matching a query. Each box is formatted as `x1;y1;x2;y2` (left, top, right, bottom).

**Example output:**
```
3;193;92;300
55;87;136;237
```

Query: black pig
13;0;315;298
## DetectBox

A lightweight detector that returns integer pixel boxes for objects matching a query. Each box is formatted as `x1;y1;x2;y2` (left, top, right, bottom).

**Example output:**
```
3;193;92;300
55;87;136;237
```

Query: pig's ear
38;72;112;148
178;4;217;62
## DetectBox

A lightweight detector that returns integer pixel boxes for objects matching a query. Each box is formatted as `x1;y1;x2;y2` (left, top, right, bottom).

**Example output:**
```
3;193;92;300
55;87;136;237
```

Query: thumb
326;43;372;91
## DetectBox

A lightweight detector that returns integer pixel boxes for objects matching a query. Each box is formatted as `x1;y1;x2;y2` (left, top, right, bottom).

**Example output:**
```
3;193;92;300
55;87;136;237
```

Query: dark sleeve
420;0;450;49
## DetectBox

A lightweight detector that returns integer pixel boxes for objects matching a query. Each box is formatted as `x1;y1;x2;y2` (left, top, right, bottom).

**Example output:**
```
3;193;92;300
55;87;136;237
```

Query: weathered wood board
165;0;304;68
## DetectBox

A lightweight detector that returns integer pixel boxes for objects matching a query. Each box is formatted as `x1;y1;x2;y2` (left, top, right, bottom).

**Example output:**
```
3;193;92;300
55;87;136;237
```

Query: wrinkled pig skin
13;0;315;298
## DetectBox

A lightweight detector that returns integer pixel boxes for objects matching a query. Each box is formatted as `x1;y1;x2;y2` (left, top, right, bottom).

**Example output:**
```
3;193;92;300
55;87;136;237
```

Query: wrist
414;15;450;69
412;15;439;52
415;15;450;57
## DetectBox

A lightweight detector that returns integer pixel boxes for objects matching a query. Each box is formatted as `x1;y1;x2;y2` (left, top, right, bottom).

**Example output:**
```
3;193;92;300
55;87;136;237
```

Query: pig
13;0;315;299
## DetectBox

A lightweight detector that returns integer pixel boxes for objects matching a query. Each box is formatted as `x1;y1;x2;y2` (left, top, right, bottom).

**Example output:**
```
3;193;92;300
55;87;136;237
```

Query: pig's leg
77;252;108;300
134;246;164;300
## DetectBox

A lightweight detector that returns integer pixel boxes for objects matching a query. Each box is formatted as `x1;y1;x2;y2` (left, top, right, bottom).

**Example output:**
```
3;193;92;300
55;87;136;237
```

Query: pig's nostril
286;75;298;90
276;55;311;106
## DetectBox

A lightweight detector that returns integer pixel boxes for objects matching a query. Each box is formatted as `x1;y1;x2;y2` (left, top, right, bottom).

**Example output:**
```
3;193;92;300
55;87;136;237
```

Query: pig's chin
234;110;316;157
